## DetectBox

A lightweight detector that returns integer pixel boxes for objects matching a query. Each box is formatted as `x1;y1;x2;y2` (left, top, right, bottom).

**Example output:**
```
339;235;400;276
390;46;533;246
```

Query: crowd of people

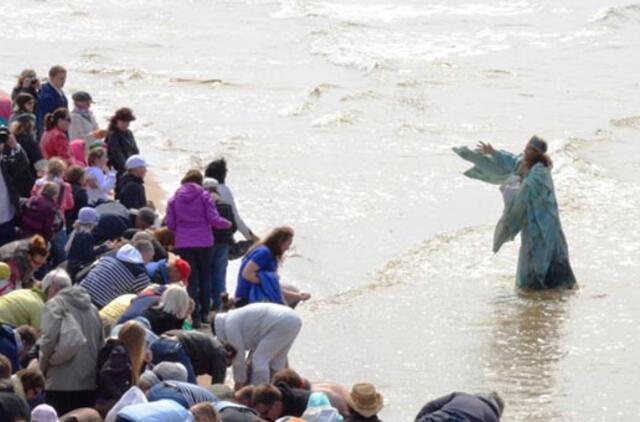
0;65;507;421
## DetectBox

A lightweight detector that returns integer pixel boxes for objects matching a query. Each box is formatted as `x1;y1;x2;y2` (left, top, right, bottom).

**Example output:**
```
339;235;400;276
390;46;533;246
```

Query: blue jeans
49;228;68;267
0;220;16;247
176;246;213;322
210;243;230;311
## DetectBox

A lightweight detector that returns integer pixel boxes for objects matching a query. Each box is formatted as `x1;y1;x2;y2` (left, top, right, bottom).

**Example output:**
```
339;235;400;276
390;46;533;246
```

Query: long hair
524;135;553;170
158;284;190;320
15;69;37;90
117;321;146;385
44;108;69;131
255;226;294;263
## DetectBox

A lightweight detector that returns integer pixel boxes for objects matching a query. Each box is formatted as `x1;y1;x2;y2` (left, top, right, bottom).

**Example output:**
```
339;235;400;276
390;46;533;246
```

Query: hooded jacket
39;286;104;391
116;172;146;210
166;183;230;249
41;126;72;163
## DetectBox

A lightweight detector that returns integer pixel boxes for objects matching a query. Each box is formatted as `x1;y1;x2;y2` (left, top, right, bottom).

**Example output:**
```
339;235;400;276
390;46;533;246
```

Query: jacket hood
174;183;206;204
116;244;144;264
55;285;92;310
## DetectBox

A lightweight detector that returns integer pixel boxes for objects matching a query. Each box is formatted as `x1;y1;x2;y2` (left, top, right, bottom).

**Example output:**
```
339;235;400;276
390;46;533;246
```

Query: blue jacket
36;82;68;139
248;271;284;305
0;324;20;373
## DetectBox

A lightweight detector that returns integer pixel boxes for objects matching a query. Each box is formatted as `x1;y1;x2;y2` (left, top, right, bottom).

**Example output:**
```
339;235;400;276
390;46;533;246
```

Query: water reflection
483;289;573;421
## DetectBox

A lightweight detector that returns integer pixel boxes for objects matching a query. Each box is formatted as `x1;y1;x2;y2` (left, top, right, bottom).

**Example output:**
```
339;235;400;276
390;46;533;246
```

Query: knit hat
77;207;99;226
31;403;59;422
173;258;191;283
0;263;10;280
153;362;188;382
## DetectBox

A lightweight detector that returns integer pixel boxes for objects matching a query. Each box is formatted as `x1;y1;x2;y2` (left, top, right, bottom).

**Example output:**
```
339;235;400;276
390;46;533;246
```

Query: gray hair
159;284;190;319
133;239;154;255
42;268;72;292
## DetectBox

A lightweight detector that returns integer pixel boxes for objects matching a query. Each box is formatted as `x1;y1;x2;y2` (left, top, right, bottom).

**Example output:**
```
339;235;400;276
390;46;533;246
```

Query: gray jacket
39;286;104;391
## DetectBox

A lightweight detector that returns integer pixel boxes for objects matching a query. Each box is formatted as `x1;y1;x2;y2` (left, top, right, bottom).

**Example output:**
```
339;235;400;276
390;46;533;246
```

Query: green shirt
0;288;46;330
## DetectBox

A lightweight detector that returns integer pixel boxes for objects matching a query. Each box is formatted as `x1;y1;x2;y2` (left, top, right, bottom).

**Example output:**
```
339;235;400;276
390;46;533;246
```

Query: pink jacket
166;183;231;249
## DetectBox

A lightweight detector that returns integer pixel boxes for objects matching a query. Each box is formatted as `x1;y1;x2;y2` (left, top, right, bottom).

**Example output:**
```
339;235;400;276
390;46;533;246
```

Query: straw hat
346;383;384;418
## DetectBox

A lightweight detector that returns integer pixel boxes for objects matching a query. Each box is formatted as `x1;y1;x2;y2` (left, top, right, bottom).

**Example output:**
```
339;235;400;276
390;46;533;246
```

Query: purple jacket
166;183;230;249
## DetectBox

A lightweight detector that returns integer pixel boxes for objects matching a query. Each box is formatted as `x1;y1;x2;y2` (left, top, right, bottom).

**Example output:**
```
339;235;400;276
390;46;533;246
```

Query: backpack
149;338;196;383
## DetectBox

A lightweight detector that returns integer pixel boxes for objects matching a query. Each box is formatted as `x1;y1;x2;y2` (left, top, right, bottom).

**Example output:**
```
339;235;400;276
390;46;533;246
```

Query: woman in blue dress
454;136;576;289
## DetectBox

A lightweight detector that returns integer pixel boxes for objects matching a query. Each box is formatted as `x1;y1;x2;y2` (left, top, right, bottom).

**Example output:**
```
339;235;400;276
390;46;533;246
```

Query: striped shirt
80;256;150;308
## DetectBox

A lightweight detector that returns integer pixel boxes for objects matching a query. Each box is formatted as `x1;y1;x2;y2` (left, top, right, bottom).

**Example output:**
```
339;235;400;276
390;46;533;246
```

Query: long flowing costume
454;146;576;289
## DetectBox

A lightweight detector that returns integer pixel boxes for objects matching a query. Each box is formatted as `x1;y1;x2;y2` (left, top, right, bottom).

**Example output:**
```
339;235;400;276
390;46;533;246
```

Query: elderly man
39;269;103;415
80;240;153;309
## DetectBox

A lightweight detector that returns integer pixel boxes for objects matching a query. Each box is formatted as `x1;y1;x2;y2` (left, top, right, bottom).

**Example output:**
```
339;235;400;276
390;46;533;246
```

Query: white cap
125;154;148;170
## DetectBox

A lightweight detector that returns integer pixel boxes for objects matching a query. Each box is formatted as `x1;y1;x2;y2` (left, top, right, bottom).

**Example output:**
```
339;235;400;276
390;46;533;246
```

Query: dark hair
181;169;203;186
28;235;49;258
87;147;107;167
204;158;227;184
65;165;85;184
251;384;282;408
526;135;553;169
16;326;37;349
108;107;135;132
44;107;69;131
10;118;34;137
154;227;175;252
271;369;304;389
0;354;11;379
255;226;294;262
48;65;66;78
14;93;34;112
17;367;44;392
15;69;37;89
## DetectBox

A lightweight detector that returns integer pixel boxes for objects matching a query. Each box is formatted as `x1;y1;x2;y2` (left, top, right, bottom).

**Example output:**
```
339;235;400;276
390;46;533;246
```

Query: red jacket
41;127;72;163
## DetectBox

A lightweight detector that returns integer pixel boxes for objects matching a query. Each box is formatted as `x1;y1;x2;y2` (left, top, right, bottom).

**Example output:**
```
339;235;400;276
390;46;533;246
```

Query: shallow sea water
1;0;640;420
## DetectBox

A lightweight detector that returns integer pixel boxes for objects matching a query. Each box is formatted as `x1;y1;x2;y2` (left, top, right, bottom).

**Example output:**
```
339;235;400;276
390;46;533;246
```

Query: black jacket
213;199;237;245
106;129;138;174
66;182;89;233
142;307;184;336
0;145;30;216
116;173;146;210
92;201;134;243
164;330;228;384
14;132;41;187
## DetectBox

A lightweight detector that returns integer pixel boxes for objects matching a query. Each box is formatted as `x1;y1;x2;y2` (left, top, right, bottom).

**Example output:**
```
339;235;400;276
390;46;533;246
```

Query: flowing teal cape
453;146;576;289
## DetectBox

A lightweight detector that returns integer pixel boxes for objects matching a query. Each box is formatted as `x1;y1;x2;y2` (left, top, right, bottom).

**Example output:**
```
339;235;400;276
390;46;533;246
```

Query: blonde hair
40;182;60;200
158;284;190;320
117;321;147;386
46;158;66;179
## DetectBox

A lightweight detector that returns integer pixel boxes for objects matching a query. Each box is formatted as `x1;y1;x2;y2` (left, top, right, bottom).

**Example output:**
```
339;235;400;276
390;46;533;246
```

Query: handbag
48;309;87;366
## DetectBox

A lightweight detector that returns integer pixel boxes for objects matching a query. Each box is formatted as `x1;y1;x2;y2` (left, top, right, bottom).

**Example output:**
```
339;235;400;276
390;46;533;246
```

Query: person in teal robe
453;136;576;289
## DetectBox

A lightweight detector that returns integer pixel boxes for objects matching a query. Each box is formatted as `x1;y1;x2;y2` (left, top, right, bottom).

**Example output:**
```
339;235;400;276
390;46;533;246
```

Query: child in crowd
85;147;116;205
65;207;108;283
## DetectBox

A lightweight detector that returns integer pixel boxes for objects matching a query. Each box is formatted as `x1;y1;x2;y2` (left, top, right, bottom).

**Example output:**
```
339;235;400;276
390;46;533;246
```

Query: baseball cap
125;154;148;170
